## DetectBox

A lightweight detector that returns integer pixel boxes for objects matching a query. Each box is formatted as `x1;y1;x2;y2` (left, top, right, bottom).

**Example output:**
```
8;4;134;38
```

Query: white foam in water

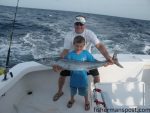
103;39;114;44
22;32;64;59
143;45;150;55
23;33;33;45
113;44;127;53
23;32;48;59
38;22;56;28
0;37;23;57
128;33;141;43
0;44;8;56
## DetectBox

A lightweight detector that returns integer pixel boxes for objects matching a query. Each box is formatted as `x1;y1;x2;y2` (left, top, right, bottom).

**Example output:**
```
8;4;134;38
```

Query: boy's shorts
70;87;88;96
60;69;99;77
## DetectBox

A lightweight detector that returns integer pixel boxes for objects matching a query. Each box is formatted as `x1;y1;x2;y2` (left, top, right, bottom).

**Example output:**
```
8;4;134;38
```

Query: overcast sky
0;0;150;20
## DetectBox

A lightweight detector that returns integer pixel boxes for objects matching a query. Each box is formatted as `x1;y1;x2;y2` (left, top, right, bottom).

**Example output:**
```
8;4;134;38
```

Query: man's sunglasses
75;22;84;26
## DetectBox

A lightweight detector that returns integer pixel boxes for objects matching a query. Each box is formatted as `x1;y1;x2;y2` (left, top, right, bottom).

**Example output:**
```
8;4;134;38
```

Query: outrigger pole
3;0;20;81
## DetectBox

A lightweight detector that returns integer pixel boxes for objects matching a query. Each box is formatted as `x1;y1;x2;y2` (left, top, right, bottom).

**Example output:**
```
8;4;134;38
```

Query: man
53;15;113;101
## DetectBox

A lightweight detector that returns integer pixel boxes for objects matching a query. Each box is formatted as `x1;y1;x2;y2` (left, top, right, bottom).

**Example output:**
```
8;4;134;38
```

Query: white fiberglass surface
9;70;97;113
1;64;150;113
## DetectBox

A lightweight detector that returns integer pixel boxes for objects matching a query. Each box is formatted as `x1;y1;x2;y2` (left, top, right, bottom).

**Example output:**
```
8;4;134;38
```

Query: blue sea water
0;5;150;67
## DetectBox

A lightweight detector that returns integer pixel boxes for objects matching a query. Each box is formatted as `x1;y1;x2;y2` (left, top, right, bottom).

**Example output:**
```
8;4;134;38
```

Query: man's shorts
60;69;99;77
70;87;88;96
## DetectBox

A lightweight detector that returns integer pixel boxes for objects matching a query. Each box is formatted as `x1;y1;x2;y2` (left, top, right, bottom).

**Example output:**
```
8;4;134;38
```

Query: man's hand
103;57;114;67
107;57;114;64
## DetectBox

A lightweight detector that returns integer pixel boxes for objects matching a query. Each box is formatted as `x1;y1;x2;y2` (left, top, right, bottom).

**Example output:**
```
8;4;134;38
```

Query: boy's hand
52;65;63;72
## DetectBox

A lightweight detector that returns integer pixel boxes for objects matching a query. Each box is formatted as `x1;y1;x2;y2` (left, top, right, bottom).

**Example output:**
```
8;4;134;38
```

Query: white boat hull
0;54;150;113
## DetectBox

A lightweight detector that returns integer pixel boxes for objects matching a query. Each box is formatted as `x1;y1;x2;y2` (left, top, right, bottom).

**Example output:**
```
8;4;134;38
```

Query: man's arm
95;43;113;63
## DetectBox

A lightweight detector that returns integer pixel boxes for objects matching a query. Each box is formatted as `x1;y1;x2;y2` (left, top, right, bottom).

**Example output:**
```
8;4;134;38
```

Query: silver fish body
36;52;123;70
50;59;106;70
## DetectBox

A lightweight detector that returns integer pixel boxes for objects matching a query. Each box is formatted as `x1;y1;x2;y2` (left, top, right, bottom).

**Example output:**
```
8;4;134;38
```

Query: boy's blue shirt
65;50;96;88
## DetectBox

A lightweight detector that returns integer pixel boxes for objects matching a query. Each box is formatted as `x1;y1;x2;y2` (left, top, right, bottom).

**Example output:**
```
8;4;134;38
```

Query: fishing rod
3;0;20;81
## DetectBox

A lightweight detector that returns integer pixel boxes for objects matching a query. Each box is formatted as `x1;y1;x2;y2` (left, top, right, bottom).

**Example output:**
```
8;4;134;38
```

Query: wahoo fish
36;52;123;70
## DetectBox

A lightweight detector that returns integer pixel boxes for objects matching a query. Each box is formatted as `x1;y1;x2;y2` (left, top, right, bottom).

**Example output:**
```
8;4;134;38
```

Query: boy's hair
73;35;85;45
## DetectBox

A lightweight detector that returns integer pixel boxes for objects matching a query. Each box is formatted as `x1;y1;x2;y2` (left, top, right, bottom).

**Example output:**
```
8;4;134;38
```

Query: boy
65;35;96;111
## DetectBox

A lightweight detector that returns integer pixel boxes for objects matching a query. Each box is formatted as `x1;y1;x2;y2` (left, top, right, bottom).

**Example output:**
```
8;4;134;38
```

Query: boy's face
74;43;85;53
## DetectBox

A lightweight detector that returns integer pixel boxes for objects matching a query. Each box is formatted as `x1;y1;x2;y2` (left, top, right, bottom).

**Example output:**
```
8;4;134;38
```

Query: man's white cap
74;16;86;24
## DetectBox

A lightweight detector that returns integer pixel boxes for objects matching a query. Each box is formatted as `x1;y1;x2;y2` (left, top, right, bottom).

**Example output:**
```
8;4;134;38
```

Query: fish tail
112;51;123;68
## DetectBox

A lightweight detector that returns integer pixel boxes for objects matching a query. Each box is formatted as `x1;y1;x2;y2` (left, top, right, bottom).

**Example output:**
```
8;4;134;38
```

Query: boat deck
12;70;100;113
10;68;150;113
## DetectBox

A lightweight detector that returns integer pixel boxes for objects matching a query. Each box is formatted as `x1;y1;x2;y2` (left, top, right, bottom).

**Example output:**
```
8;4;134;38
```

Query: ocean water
0;5;150;67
